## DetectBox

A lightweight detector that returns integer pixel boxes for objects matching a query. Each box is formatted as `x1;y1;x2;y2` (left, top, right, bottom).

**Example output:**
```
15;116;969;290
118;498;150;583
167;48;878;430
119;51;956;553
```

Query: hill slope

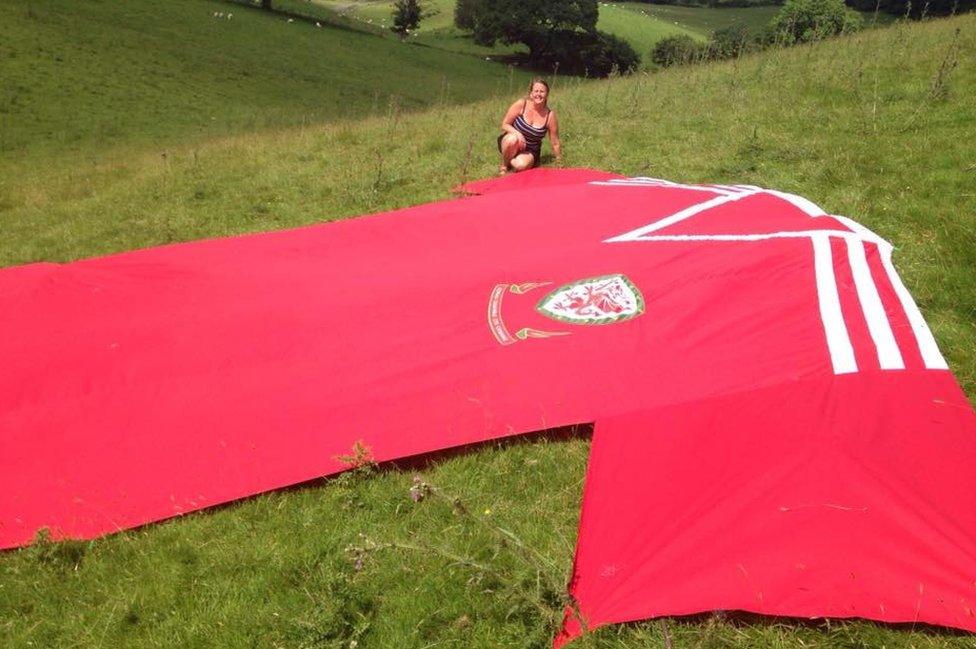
1;10;974;648
0;0;532;160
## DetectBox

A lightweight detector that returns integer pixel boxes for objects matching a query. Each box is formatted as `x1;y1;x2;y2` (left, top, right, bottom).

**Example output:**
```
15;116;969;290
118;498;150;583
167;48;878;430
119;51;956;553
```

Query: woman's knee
501;133;523;152
511;153;535;171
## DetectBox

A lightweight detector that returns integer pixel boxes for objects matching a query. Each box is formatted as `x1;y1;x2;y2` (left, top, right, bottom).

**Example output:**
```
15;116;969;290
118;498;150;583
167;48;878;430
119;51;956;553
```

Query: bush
580;31;641;76
708;24;751;58
651;34;707;67
770;0;862;44
530;29;640;77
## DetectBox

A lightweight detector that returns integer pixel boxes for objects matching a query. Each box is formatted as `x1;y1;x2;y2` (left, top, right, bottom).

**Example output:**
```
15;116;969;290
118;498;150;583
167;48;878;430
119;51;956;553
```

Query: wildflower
409;475;429;502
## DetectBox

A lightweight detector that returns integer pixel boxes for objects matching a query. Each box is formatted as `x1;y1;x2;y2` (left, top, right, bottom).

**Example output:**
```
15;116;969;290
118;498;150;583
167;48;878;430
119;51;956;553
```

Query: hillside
613;1;782;34
313;0;698;56
0;0;533;161
1;8;975;649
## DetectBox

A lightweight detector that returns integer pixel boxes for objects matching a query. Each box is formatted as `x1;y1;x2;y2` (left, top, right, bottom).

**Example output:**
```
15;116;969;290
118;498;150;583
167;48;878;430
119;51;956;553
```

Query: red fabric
1;170;974;640
452;167;623;195
559;371;976;643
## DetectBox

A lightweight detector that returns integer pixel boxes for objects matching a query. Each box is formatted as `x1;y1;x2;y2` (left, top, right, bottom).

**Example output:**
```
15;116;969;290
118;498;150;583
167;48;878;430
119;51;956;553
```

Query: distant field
317;0;713;59
278;0;892;65
313;0;528;55
614;2;781;35
0;0;531;161
597;1;708;54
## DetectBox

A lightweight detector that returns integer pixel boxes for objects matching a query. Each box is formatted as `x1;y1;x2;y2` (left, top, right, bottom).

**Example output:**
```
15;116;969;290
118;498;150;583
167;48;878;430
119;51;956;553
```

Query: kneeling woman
498;78;562;174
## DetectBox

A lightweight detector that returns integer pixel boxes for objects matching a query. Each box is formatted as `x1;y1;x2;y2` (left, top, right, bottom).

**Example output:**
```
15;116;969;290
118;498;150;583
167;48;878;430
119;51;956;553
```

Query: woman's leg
499;133;524;172
510;152;536;172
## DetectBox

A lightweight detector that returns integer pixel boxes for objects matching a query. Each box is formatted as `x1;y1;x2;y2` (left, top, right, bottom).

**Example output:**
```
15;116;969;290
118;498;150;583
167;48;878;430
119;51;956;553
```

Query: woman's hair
527;77;550;94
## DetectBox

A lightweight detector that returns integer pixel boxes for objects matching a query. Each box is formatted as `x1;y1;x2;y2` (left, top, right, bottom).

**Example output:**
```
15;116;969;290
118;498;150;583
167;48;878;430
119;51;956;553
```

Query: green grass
613;1;782;35
0;0;533;163
1;5;975;647
315;0;742;60
312;0;528;55
598;1;708;54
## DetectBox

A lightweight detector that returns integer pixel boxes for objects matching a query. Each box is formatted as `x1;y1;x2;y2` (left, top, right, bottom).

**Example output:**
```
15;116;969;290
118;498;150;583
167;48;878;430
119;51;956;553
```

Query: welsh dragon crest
488;274;645;345
536;274;644;325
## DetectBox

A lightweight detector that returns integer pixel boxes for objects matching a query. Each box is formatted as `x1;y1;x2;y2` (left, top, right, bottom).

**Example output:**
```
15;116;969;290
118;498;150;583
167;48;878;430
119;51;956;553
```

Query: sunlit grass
0;0;533;162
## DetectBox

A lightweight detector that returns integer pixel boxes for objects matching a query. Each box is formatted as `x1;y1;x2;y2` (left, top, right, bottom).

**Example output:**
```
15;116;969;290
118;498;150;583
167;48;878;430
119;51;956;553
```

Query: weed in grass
931;27;962;101
347;473;569;639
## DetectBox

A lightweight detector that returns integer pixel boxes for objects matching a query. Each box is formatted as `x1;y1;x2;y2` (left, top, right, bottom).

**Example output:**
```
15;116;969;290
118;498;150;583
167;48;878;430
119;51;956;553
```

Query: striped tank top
513;101;550;156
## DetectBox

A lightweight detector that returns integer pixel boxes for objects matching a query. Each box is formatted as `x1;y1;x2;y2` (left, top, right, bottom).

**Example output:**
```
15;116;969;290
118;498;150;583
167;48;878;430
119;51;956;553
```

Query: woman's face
529;83;549;105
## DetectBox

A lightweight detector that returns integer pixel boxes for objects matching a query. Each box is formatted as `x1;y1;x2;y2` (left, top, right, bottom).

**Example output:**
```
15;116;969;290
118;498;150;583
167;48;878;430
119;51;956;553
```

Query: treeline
845;0;974;16
453;0;872;75
623;0;974;14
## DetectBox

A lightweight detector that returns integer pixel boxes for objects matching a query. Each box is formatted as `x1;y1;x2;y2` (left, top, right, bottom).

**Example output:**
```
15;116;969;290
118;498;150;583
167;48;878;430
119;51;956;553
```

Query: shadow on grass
624;609;975;642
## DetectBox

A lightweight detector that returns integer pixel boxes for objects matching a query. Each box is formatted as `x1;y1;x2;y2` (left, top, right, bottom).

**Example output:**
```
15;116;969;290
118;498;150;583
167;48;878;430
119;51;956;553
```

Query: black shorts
496;134;540;164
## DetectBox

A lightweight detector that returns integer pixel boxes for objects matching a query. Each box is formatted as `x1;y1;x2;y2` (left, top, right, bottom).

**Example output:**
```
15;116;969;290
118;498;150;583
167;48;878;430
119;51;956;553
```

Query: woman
498;78;562;174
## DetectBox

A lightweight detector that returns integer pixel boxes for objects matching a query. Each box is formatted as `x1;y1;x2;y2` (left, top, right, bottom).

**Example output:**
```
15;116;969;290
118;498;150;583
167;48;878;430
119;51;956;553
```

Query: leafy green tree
454;0;478;29
467;0;598;55
770;0;862;43
392;0;422;38
461;0;638;76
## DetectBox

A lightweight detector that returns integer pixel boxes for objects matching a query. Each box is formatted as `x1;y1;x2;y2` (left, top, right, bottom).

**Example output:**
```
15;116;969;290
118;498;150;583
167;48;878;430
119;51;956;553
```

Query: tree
467;0;598;55
454;0;478;29
461;0;639;76
770;0;862;44
709;24;751;59
392;0;422;38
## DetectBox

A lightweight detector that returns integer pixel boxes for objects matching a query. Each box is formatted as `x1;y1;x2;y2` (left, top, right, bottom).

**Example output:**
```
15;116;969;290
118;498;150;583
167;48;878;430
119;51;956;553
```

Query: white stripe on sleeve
812;234;858;375
845;238;905;370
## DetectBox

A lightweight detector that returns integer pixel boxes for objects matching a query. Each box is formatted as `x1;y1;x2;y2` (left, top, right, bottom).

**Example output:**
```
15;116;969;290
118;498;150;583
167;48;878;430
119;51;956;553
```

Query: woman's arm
548;110;562;164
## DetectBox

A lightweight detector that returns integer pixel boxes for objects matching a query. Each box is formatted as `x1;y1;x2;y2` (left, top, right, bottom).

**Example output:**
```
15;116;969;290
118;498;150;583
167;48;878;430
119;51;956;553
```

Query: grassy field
597;2;708;52
1;3;975;647
306;0;885;66
316;0;709;57
0;0;534;163
614;1;782;35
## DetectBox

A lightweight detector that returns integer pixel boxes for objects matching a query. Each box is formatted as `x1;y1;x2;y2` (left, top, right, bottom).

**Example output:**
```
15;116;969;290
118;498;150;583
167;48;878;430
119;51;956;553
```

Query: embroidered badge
536;274;644;325
488;274;644;345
